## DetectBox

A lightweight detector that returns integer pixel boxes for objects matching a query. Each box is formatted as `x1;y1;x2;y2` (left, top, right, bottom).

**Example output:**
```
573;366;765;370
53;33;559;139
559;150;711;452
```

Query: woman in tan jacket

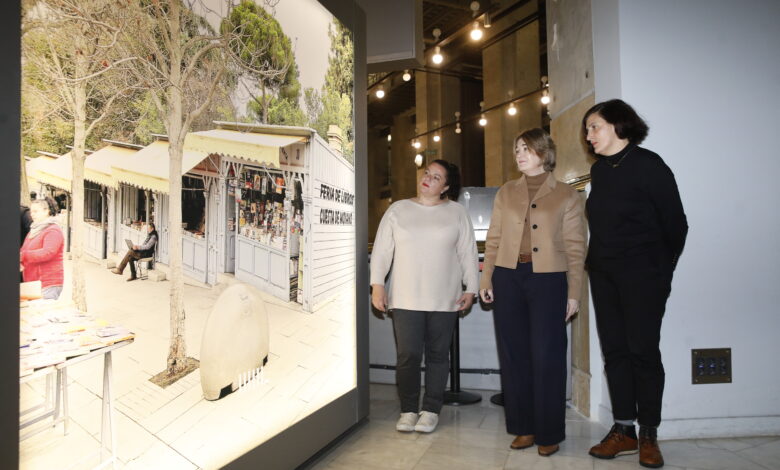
480;128;586;456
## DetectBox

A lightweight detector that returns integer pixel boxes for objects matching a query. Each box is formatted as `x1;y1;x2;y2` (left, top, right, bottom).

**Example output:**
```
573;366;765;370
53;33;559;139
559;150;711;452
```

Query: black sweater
586;145;688;271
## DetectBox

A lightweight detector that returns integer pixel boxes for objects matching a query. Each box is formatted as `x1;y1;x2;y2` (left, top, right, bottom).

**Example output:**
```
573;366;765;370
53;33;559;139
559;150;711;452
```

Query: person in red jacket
21;197;65;300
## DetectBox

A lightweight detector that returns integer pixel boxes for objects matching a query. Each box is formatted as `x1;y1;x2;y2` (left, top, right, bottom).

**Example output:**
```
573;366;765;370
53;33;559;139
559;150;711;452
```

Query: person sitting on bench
111;223;158;281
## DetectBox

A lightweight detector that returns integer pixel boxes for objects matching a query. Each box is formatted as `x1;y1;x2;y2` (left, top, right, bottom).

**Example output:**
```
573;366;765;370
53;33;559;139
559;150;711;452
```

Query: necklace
609;146;635;168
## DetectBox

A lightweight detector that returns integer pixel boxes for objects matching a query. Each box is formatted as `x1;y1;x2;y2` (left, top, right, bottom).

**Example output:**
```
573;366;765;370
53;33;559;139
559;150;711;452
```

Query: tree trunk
166;0;187;375
70;52;88;312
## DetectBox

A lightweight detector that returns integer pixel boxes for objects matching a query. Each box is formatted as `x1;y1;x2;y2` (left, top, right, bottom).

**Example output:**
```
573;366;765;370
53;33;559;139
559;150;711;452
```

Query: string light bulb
541;89;551;105
413;140;421;149
455;123;462;134
431;28;443;65
479;114;487;126
387;134;392;142
507;102;517;116
433;134;441;142
375;87;385;99
402;70;412;81
414;153;424;167
470;22;483;41
432;46;443;65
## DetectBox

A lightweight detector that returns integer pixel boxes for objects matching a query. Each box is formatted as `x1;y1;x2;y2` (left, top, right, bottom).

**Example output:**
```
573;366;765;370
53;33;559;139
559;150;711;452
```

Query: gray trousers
392;309;458;414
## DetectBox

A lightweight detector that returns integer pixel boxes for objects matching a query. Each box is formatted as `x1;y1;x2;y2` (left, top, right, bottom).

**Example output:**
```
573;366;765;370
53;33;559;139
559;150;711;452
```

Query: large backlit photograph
19;0;356;467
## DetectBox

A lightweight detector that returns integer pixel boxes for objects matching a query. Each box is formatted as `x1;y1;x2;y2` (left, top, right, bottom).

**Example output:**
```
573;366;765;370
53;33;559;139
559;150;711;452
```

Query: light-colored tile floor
307;384;780;470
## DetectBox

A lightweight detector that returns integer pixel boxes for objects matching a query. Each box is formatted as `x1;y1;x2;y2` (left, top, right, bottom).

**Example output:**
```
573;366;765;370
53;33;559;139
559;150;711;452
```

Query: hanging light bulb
541;89;551;105
507;102;517;116
484;11;492;28
479;114;487;126
470;22;483;41
431;28;443;65
387;134;392;142
432;46;443;65
433;133;441;142
414;153;424;167
413;140;421;149
375;87;385;99
402;70;412;82
455;122;462;134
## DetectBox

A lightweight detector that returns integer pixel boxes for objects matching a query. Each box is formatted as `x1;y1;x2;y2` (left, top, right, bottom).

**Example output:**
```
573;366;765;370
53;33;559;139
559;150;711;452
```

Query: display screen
19;1;356;467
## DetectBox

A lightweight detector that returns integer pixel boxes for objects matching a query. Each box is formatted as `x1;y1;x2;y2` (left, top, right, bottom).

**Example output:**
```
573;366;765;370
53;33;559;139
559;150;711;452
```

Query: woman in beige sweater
371;159;479;434
480;128;586;456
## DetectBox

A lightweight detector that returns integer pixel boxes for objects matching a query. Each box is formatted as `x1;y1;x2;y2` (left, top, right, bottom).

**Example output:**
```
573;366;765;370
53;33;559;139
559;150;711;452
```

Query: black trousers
492;264;567;446
392;309;458;414
589;258;672;427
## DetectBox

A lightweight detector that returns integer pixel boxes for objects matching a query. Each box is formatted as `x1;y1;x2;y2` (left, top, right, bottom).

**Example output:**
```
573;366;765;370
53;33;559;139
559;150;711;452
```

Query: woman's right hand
371;284;388;312
479;288;494;304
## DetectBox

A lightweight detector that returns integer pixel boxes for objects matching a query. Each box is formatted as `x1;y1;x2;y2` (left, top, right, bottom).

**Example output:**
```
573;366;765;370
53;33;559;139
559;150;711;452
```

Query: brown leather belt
518;253;532;263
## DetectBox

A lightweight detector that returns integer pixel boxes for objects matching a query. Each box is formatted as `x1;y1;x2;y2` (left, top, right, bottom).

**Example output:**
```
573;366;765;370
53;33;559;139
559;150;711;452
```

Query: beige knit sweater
370;199;479;312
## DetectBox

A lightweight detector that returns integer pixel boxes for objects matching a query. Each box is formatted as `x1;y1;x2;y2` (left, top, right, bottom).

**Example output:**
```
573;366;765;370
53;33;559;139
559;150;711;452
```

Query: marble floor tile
660;439;769;470
328;434;433;470
737;437;780;470
504;452;595;470
413;441;509;470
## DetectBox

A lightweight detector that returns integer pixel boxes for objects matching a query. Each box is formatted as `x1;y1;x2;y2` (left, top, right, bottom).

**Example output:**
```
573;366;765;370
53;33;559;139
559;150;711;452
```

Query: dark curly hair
430;159;461;200
582;99;649;153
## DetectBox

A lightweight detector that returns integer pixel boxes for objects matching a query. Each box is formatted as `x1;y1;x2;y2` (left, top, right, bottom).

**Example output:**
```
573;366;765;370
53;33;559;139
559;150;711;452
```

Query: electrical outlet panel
692;348;731;384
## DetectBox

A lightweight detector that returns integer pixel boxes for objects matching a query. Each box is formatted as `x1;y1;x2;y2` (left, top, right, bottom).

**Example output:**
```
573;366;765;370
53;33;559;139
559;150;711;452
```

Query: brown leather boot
538;444;559;456
639;426;664;468
510;434;534;450
589;423;638;459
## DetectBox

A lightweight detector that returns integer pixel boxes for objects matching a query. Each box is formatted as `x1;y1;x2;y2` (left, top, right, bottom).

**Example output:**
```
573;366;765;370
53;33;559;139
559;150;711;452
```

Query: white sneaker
396;412;417;432
414;411;439;433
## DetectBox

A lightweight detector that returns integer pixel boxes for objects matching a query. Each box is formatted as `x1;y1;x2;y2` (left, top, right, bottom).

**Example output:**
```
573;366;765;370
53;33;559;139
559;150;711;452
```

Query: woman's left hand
566;299;579;321
456;293;476;311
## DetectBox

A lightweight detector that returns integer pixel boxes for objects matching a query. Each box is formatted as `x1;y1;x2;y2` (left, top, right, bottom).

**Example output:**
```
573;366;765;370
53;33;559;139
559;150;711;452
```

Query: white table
20;339;134;470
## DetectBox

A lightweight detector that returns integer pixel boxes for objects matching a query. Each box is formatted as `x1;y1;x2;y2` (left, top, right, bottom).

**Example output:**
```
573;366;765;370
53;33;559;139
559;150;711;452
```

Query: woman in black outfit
583;100;687;469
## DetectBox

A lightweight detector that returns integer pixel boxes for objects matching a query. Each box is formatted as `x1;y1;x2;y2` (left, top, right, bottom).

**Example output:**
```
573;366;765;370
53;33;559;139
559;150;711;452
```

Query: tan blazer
480;173;587;301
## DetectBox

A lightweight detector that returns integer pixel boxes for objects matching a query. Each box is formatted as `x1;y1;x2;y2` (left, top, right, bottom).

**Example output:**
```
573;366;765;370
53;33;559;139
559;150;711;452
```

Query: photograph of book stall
81;140;142;260
110;135;219;284
184;122;355;311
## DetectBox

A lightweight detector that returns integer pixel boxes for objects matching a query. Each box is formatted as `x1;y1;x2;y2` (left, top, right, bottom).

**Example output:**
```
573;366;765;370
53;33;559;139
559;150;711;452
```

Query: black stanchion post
443;316;481;405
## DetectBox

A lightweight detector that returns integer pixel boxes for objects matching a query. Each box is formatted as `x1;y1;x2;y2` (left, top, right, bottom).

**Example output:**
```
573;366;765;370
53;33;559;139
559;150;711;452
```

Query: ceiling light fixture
470;21;483;41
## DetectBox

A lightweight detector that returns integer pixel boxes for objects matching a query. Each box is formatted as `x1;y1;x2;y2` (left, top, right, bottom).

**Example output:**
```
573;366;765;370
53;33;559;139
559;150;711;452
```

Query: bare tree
119;0;289;380
22;0;133;311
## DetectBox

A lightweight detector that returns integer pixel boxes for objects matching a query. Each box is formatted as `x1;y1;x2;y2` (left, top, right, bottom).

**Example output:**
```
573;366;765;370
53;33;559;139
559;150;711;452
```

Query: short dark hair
431;159;461;200
514;128;556;172
583;99;649;150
